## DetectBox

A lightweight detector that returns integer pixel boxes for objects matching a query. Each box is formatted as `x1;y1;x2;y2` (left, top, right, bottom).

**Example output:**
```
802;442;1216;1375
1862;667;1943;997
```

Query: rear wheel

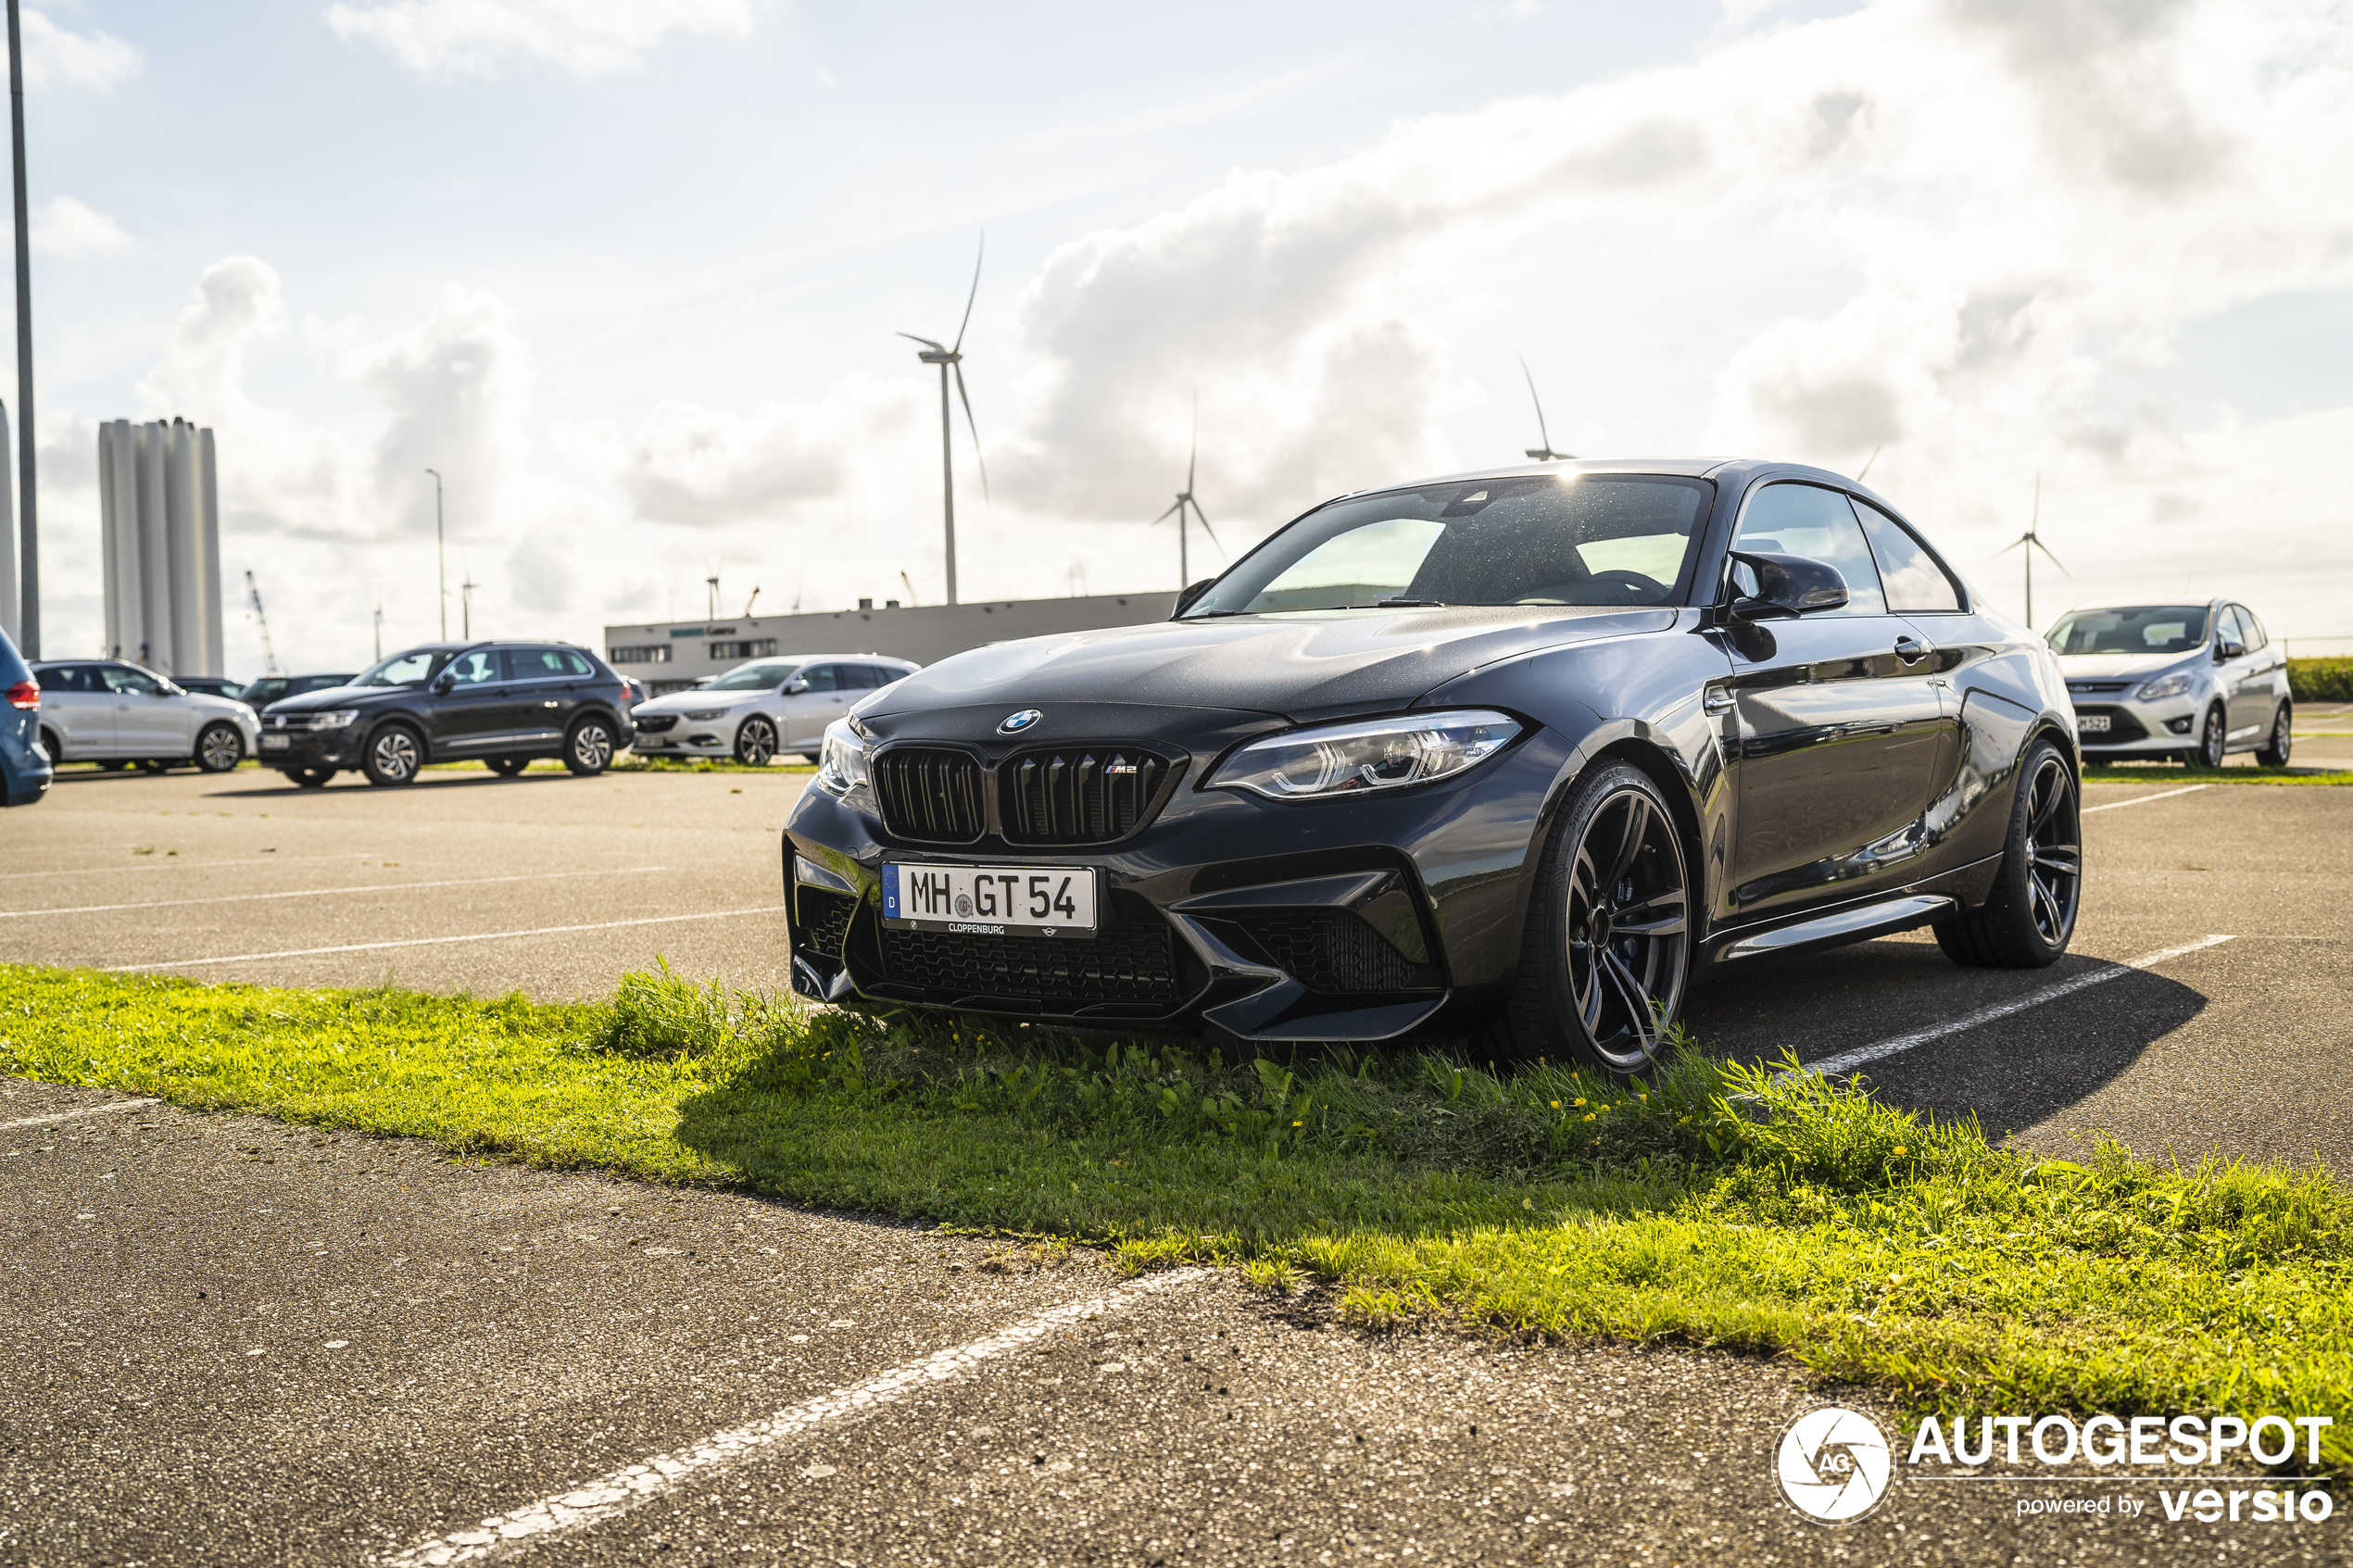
362;725;423;786
734;715;778;767
487;756;531;777
37;727;61;761
2183;702;2226;769
2255;702;2293;768
195;721;245;773
1487;760;1691;1075
1934;739;2079;969
564;716;616;776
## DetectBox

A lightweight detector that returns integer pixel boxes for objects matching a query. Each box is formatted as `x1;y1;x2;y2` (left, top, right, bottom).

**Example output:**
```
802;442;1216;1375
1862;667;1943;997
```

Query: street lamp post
424;468;446;640
6;0;39;658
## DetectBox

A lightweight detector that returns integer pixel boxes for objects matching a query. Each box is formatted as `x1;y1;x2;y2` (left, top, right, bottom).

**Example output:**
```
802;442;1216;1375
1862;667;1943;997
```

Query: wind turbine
899;237;989;606
1518;355;1574;461
1150;401;1224;589
1994;473;2069;629
459;562;478;639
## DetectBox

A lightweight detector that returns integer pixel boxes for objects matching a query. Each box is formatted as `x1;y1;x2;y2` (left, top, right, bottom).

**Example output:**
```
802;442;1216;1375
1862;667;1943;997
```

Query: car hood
2058;653;2202;682
862;605;1680;723
634;689;754;715
268;684;396;713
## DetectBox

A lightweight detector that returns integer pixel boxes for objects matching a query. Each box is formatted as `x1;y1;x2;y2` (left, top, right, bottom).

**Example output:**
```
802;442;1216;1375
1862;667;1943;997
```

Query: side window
2216;607;2247;654
865;664;908;687
555;649;595;677
509;647;562;681
1850;498;1963;613
2233;606;2266;651
43;666;94;693
103;665;166;696
445;650;503;685
1731;483;1888;617
799;664;841;693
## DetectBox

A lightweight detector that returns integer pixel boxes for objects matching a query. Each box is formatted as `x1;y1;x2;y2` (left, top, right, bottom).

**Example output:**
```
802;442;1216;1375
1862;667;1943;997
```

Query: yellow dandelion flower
1550;1100;1561;1110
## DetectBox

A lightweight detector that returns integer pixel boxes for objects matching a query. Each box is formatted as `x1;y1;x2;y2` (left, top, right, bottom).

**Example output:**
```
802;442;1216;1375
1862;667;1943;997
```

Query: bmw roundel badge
998;709;1044;735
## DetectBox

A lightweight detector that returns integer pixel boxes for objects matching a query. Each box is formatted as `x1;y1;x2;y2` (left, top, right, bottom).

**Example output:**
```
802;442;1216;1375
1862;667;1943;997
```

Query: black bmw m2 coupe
783;458;2082;1074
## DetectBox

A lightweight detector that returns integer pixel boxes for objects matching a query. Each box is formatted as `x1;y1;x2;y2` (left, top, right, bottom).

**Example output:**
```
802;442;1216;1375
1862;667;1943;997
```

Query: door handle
1703;688;1735;714
1894;636;1931;665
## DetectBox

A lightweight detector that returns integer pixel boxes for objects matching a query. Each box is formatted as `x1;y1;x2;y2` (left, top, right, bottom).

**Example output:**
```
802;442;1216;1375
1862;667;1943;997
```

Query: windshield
1182;474;1712;616
2046;606;2210;657
352;648;449;688
703;660;799;692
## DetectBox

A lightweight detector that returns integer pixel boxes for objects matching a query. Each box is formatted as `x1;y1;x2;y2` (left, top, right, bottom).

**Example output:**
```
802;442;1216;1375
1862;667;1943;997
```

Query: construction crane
741;585;761;618
245;571;281;676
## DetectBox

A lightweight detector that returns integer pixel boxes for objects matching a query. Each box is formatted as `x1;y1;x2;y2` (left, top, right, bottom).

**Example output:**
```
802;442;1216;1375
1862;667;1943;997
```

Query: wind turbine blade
951;233;985;355
1856;444;1881;483
1517;354;1554;458
1994;537;2026;557
2032;538;2070;576
896;331;947;352
952;363;989;500
1188;393;1199;495
1149;500;1182;525
1189;499;1225;556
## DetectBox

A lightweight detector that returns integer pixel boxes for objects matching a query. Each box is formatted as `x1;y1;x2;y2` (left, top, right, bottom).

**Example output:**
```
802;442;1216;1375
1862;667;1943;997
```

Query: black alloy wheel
289;767;334;789
487;756;531;777
38;727;61;763
2187;703;2226;769
565;716;616;777
2256;703;2293;769
195;721;245;773
1934;739;2080;968
362;725;423;787
1491;760;1691;1074
734;715;778;767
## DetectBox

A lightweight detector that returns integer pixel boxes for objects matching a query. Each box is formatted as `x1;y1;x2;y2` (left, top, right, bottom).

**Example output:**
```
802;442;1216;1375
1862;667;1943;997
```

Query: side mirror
1728;551;1849;621
1173;578;1217;616
783;678;809;696
2215;639;2246;662
431;672;456;695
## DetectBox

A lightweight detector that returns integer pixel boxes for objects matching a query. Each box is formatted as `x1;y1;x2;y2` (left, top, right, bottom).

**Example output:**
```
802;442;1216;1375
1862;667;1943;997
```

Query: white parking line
0;1098;158;1130
106;908;786;972
1797;935;2237;1078
0;866;673;920
383;1268;1211;1567
0;852;380;882
2082;784;2208;814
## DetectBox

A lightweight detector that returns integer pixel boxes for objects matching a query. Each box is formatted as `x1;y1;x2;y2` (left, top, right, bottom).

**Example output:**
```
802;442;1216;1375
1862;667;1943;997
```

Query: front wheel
1486;760;1691;1075
2255;703;2293;768
564;716;616;776
734;715;777;767
2184;702;2226;769
1934;739;2080;969
361;725;423;786
195;721;245;773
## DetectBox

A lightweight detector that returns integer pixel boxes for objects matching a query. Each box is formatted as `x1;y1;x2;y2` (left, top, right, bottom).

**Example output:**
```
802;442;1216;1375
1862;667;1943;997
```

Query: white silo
98;418;223;676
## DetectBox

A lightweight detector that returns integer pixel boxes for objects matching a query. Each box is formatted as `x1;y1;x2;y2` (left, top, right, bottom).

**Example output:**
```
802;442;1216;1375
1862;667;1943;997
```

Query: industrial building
605;590;1179;695
96;418;223;678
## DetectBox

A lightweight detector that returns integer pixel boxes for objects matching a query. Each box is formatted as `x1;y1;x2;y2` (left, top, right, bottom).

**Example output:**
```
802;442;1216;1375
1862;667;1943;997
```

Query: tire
487;756;531;777
37;727;61;762
564;716;616;776
734;715;778;767
361;724;423;787
1483;760;1692;1075
1933;739;2080;969
195;721;245;773
288;767;334;789
2255;702;2293;769
2183;702;2225;769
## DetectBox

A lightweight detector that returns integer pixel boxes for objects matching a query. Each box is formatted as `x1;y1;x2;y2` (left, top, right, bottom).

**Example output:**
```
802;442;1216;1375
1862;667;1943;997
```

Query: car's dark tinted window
446;649;503;685
1851;498;1963;613
799;664;841;692
512;646;594;680
863;664;909;687
1187;475;1712;615
294;674;354;696
1733;483;1887;617
37;665;97;693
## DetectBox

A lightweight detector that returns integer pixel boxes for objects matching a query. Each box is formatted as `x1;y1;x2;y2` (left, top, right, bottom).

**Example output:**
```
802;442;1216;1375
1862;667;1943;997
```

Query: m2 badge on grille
883;863;1099;937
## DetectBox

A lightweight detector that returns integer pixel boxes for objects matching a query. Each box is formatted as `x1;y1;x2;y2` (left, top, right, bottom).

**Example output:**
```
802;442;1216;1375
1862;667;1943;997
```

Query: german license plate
2076;714;2111;734
260;734;290;750
882;863;1098;937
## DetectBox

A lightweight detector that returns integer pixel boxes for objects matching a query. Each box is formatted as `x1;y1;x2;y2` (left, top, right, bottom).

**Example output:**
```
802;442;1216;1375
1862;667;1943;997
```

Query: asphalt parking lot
6;748;2350;1566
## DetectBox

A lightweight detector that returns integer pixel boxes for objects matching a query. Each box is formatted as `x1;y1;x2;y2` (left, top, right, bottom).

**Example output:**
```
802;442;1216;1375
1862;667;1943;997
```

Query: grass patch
3;960;2346;1465
2082;764;2353;786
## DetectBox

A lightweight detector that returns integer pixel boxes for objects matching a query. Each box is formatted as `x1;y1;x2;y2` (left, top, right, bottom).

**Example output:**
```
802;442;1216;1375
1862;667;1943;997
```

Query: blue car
0;622;51;807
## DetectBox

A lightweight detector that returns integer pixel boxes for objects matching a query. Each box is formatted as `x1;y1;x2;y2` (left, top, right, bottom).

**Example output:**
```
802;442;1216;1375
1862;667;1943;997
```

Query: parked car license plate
260;734;291;750
882;863;1098;936
2076;714;2111;734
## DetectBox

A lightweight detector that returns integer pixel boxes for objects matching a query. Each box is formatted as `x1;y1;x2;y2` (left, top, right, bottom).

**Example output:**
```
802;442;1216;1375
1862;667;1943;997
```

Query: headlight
1210;709;1520;800
816;717;875;811
2135;671;2194;702
311;709;360;730
685;709;726;721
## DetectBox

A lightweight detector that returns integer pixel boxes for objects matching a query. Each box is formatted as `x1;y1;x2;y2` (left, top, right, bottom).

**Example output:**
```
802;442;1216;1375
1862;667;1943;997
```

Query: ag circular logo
1775;1406;1893;1524
997;709;1043;735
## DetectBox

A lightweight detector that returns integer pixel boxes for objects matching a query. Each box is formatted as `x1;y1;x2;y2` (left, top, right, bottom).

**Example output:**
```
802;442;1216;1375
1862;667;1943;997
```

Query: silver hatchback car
2046;599;2293;767
630;655;920;765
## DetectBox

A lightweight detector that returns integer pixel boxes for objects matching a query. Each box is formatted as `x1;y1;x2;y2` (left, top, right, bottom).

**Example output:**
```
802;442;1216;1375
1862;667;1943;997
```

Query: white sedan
629;655;919;764
31;659;264;773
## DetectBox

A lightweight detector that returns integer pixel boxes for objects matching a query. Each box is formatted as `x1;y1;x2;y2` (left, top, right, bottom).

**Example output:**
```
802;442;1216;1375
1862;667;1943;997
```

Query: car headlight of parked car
1210;709;1520;800
685;709;726;721
816;717;875;810
2135;671;2194;702
310;709;360;730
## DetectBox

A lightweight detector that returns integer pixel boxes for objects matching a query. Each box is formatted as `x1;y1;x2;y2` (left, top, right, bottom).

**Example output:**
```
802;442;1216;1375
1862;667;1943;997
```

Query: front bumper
258;727;359;769
780;721;1570;1043
2070;696;2197;759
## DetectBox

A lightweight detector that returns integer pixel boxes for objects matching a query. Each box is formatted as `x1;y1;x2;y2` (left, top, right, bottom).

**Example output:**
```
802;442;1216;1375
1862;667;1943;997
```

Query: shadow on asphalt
1684;939;2212;1141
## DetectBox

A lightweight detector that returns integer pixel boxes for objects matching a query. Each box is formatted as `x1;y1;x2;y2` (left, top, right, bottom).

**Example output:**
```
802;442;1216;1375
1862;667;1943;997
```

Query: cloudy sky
6;0;2351;671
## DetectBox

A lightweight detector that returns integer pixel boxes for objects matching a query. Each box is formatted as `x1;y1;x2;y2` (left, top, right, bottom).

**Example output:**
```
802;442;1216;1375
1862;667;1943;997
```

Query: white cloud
21;8;141;92
30;195;128;257
323;0;756;81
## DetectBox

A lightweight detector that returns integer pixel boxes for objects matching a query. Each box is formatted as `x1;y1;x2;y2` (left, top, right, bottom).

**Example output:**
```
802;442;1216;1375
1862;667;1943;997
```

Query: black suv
258;642;635;788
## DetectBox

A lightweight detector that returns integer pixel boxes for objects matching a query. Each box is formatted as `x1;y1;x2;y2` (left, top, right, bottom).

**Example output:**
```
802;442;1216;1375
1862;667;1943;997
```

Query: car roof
1325;456;1907;513
2055;598;2228;612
